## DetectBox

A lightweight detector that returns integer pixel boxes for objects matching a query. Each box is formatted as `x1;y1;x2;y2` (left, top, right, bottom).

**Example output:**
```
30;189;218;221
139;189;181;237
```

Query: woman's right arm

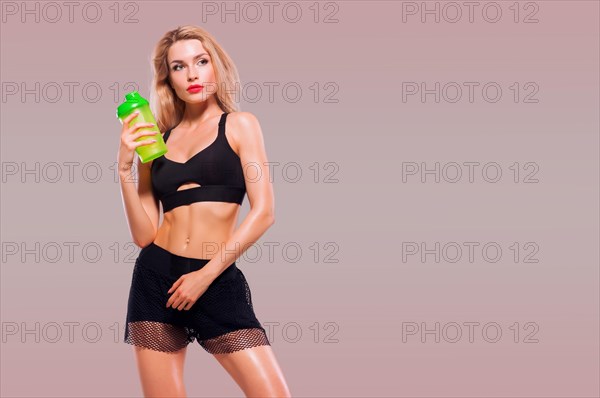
117;111;161;248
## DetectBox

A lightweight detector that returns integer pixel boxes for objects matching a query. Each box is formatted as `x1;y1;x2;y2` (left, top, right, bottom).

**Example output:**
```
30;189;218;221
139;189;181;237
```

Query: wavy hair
149;25;240;133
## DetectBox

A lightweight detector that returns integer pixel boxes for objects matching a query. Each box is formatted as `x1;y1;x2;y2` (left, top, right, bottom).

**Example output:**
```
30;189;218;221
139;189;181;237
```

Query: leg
126;321;192;397
133;344;188;397
213;345;291;397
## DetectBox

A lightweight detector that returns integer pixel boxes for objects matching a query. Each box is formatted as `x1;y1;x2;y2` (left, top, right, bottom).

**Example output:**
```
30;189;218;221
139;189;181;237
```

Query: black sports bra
151;112;246;213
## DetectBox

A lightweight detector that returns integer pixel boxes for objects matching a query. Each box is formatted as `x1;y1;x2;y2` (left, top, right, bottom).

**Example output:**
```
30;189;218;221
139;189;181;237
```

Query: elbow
260;210;275;227
252;204;274;227
133;238;150;250
267;214;275;227
133;231;157;249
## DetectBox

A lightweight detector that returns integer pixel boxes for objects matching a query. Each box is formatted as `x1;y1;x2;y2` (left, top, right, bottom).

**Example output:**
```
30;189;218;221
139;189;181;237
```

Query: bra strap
218;112;229;135
162;128;173;143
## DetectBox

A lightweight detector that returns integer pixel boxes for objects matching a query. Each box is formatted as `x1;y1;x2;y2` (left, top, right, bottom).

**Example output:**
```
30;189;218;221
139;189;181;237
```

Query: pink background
1;1;598;397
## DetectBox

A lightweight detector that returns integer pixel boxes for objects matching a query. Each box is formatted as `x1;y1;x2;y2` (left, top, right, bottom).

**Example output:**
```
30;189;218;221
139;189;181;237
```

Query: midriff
153;201;241;260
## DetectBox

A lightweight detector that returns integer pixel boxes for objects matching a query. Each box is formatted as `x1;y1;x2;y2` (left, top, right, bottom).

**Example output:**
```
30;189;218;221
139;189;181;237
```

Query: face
167;39;217;103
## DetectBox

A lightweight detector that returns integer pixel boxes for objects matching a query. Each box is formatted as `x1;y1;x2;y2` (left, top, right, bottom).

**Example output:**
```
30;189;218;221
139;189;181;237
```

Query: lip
187;85;203;92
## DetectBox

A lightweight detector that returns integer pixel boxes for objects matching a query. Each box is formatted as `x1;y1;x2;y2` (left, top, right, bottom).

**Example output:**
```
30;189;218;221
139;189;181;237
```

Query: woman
117;25;291;397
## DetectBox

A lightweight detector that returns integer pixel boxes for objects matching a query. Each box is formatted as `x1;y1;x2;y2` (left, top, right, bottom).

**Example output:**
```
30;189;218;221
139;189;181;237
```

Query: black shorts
124;242;270;354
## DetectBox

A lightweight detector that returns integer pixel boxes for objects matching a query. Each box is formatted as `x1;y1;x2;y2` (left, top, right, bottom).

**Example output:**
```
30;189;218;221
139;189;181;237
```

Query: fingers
131;122;156;135
123;110;140;124
134;138;157;149
166;293;178;309
131;124;158;141
123;111;142;131
167;292;191;311
122;111;155;136
168;278;182;294
165;277;198;311
166;278;184;309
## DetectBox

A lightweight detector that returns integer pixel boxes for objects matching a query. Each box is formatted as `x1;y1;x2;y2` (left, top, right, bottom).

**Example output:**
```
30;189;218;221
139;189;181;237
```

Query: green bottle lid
116;91;149;119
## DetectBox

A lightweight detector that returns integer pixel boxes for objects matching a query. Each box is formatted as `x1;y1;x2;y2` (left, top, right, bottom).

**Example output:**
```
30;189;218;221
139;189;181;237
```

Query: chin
187;97;209;104
181;92;208;102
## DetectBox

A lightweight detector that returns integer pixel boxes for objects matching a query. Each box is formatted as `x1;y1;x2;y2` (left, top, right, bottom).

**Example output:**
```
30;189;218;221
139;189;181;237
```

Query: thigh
133;345;188;397
212;345;291;397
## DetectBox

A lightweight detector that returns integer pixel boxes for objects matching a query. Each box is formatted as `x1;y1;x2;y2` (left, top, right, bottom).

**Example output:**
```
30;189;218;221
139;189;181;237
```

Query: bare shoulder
227;111;262;134
226;111;265;153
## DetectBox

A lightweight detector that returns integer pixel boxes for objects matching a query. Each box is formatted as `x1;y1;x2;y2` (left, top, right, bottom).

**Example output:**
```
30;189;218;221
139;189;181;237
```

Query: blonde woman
117;25;291;397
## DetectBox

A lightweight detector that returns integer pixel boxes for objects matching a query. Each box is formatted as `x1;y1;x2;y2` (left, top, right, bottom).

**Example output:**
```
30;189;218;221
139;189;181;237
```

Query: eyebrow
169;53;209;64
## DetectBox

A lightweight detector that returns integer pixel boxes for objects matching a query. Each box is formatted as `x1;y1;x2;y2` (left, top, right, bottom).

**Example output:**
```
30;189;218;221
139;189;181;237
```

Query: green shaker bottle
116;91;168;163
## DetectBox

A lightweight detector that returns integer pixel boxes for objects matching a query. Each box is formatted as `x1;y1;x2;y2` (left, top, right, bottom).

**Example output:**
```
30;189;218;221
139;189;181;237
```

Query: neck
180;96;224;129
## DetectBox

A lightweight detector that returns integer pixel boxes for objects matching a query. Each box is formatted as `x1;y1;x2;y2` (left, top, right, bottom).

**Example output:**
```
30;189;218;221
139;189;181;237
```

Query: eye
172;59;208;71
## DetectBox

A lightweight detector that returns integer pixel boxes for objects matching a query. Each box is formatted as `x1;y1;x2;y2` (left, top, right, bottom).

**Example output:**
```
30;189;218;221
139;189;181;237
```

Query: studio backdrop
1;1;599;397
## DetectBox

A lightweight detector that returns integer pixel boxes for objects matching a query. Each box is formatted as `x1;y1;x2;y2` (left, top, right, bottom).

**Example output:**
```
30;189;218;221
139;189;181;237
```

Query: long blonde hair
149;25;240;133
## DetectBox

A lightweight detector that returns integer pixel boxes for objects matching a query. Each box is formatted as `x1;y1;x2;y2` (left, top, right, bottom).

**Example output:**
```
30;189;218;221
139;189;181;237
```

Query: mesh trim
199;327;271;354
124;321;190;352
124;322;270;354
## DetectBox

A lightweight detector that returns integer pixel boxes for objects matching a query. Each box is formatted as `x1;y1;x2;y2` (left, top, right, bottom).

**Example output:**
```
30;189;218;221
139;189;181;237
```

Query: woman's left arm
202;111;275;281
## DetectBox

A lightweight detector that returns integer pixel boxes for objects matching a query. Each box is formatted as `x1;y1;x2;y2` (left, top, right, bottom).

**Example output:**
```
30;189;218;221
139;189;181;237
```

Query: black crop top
151;112;246;213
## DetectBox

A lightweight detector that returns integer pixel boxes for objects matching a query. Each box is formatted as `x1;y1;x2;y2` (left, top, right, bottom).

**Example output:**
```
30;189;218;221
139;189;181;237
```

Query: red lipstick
187;84;203;93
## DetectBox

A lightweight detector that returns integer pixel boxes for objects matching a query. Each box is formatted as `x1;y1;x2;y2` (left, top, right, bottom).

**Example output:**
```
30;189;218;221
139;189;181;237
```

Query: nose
187;69;198;82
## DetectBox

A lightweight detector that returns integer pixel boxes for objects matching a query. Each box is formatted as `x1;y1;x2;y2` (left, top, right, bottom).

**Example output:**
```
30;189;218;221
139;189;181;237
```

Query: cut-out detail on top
177;182;201;191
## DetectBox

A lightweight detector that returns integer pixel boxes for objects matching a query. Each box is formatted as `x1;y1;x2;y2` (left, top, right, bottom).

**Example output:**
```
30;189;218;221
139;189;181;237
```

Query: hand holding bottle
117;110;160;173
116;91;168;166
